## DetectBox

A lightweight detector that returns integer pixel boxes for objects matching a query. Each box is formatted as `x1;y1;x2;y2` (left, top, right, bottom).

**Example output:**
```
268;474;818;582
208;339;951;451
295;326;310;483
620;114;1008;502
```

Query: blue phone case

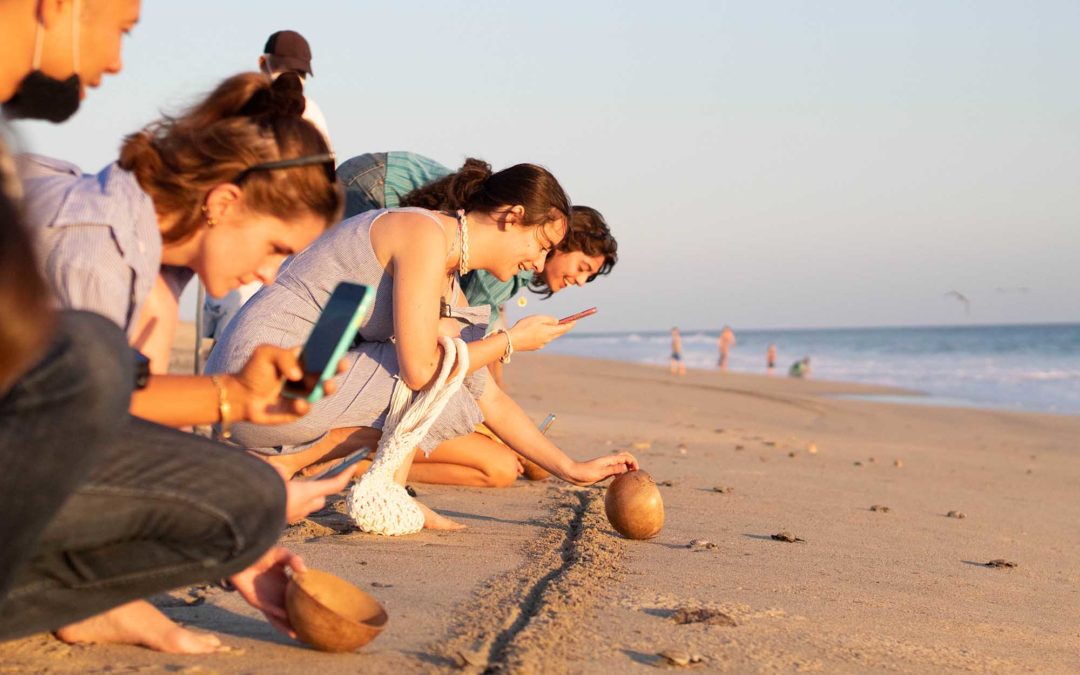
291;283;375;404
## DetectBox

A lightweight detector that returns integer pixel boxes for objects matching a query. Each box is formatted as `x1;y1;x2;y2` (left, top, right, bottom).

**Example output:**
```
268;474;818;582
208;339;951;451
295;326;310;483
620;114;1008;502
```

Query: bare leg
265;426;465;530
408;433;522;487
416;501;466;531
267;426;382;478
56;600;224;654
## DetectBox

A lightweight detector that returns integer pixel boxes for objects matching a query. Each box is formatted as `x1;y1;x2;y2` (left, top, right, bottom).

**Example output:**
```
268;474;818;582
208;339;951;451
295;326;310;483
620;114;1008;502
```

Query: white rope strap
347;336;470;535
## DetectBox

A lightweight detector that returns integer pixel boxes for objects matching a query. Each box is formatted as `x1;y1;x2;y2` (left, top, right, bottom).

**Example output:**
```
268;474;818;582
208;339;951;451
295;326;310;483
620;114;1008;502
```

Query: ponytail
400;158;570;228
118;72;341;244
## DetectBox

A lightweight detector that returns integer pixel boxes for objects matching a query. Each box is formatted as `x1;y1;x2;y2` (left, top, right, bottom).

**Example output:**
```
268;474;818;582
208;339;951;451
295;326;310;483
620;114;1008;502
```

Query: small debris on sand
713;428;725;434
894;459;904;468
454;649;486;668
671;607;737;627
807;443;818;454
946;511;966;519
869;505;891;513
985;559;1017;569
712;486;734;494
788;451;797;458
687;539;717;551
371;581;394;588
632;441;653;451
658;479;676;487
657;649;691;667
853;461;863;467
868;457;876;463
677;444;689;455
771;531;806;543
763;441;776;447
734;445;745;451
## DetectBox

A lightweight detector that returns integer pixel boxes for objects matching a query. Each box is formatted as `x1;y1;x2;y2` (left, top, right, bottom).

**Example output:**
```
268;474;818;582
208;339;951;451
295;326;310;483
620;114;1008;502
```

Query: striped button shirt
18;155;161;336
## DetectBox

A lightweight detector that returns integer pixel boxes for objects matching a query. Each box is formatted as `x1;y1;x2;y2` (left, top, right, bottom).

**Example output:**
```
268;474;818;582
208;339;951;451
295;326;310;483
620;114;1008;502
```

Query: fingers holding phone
508;314;575;352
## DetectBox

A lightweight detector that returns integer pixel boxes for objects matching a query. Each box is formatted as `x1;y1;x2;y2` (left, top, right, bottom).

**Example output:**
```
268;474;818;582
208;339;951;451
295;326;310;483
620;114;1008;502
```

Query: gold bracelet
210;375;232;440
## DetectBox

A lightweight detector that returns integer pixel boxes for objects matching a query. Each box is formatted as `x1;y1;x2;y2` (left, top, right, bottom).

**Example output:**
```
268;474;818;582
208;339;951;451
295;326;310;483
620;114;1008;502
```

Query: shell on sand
604;470;665;540
286;569;388;652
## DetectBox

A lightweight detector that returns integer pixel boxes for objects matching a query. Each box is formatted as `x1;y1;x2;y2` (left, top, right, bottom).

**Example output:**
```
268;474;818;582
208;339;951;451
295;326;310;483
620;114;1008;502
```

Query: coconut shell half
604;470;665;539
286;568;388;652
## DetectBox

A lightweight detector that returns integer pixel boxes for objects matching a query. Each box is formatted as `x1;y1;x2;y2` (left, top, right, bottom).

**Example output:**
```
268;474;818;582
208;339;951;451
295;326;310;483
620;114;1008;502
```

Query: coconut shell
286;569;388;652
604;470;664;539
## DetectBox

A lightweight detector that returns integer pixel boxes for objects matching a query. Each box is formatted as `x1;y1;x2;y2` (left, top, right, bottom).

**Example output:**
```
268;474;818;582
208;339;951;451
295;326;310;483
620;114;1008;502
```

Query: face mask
2;0;82;123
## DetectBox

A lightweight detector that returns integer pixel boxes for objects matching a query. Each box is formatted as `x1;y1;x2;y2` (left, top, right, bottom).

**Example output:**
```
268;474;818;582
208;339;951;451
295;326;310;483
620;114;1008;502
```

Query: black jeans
0;311;132;604
0;313;286;641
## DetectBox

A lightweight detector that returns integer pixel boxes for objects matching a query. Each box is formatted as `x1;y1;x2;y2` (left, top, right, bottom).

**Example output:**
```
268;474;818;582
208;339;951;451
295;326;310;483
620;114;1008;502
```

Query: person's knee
482;450;520;488
216;454;287;568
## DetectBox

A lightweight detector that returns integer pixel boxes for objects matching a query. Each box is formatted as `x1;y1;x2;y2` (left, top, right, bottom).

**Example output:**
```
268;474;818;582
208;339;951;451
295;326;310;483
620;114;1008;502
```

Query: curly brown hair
528;205;618;297
118;72;342;244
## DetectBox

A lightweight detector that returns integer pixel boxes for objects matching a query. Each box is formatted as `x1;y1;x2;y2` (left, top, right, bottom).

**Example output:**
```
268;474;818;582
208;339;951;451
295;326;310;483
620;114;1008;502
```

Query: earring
202;204;217;228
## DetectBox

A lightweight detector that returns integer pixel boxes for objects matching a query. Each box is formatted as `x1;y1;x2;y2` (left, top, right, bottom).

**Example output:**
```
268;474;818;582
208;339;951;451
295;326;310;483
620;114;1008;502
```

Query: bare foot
417;501;466;531
56;600;225;654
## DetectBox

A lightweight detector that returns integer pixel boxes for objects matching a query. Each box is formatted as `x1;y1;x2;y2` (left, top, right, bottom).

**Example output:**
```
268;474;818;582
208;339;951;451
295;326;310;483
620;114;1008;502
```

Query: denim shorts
337;152;389;218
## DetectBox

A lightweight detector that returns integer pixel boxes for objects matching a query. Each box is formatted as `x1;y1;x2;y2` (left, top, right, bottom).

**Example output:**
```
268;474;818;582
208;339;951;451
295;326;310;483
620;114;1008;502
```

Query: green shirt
460;270;533;330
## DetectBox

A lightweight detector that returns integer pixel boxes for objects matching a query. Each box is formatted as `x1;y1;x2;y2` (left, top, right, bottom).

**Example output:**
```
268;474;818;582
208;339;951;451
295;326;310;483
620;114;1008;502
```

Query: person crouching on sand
206;158;639;529
10;71;358;652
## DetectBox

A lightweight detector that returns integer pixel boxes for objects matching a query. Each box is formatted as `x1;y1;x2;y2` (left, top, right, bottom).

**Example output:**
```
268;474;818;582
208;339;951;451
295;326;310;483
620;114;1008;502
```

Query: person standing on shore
767;343;777;374
718;325;736;371
670;327;686;376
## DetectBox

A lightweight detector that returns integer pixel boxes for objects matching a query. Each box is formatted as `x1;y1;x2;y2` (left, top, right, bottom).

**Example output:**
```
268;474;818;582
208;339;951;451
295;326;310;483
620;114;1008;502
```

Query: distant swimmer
670;327;686;376
789;357;812;378
767;343;777;374
718;325;736;371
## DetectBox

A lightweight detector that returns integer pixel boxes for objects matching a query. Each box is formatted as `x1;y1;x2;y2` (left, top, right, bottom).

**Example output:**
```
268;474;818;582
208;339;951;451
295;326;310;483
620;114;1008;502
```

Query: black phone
283;282;374;402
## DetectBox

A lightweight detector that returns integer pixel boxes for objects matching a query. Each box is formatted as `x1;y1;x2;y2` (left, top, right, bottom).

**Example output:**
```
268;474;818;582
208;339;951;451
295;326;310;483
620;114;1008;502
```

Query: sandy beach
3;331;1078;673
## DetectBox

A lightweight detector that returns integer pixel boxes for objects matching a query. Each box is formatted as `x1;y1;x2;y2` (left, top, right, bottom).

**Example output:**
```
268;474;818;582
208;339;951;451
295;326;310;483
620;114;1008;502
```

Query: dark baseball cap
263;30;313;76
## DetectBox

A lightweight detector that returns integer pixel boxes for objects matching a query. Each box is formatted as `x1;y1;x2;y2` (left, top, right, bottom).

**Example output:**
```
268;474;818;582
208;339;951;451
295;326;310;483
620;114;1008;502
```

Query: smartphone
308;447;372;481
283;282;375;403
538;413;556;434
558;307;597;325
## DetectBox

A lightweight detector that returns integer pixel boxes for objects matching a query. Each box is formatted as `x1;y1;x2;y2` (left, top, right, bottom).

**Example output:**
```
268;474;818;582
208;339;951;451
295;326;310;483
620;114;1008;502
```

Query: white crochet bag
347;336;469;535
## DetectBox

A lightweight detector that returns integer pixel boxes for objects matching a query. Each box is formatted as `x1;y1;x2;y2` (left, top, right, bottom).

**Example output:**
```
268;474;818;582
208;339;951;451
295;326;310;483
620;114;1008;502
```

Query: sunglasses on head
231;152;337;184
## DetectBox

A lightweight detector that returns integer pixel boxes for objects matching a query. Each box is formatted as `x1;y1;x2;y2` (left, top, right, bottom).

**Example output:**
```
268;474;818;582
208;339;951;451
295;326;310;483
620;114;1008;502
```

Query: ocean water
542;324;1080;416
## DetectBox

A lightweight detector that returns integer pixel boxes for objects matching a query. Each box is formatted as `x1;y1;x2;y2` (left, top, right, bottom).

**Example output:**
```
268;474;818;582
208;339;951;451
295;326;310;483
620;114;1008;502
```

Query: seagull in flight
944;290;971;314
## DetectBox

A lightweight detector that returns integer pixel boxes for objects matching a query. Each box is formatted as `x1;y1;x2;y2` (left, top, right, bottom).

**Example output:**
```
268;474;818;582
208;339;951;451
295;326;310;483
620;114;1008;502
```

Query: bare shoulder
370;210;447;265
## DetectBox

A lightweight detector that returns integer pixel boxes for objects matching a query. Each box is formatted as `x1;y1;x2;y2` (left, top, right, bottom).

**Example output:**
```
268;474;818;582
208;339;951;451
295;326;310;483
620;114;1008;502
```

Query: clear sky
11;0;1079;331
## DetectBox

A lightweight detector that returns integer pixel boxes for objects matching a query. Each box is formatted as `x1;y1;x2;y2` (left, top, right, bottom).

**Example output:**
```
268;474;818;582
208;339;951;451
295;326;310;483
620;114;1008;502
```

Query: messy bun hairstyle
528;205;618;297
118;72;342;244
399;158;571;230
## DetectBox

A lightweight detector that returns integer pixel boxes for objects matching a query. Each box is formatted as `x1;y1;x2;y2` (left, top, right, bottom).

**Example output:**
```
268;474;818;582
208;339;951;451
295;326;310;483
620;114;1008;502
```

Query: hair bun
239;72;306;119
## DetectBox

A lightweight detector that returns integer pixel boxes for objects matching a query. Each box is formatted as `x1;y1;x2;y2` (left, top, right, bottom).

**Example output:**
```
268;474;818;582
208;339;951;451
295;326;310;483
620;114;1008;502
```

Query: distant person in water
766;343;777;374
789;357;811;378
718;325;736;370
670;327;686;376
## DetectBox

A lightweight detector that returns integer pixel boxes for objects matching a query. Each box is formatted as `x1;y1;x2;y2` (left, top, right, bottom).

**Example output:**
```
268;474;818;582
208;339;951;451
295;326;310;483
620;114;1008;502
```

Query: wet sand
2;336;1078;673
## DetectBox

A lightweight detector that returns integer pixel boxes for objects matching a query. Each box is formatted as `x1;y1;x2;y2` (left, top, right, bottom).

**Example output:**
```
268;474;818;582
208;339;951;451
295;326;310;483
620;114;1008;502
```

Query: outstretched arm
478;382;637;486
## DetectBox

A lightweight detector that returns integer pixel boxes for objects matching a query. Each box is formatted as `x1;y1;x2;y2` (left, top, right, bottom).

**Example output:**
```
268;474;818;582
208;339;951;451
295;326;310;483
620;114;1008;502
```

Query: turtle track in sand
432;486;625;673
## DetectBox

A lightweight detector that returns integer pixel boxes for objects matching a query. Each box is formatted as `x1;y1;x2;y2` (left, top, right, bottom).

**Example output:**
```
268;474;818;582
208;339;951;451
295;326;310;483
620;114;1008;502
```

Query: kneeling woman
206;159;637;527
